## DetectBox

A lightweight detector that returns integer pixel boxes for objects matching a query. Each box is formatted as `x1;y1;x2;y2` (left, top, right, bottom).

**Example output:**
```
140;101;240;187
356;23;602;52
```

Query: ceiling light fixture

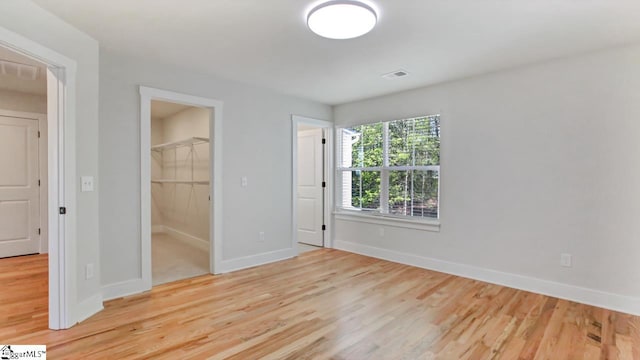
307;1;378;40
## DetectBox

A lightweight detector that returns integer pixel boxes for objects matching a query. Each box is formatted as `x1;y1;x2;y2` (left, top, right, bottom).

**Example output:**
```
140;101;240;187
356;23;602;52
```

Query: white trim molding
218;248;296;274
73;293;104;324
334;240;640;316
102;278;146;301
335;211;440;232
139;86;224;296
155;226;209;252
291;115;334;252
0;25;81;329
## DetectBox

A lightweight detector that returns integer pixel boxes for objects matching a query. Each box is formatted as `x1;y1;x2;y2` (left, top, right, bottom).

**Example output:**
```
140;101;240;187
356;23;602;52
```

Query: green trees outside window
338;115;440;219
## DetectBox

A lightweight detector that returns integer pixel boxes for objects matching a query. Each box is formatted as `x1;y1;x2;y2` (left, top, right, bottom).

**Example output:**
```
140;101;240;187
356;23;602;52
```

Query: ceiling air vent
382;69;409;80
0;59;39;81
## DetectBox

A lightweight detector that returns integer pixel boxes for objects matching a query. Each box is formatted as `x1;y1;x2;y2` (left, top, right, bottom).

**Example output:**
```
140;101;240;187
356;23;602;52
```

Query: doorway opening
0;32;72;330
292;116;333;254
0;46;49;335
140;86;223;292
150;100;210;285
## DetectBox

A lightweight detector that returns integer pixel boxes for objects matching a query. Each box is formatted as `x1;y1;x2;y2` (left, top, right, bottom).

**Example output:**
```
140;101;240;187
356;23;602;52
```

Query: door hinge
322;225;326;231
38;228;41;235
38;179;41;186
59;207;67;215
38;131;41;138
322;181;326;188
322;138;326;144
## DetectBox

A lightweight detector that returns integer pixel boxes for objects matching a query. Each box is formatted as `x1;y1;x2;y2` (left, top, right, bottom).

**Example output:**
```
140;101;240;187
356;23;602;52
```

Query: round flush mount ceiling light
307;1;378;40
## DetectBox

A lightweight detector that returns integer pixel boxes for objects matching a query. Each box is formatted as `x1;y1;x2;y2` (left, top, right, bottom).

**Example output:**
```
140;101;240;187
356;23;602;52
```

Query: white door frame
139;86;224;291
291;115;334;252
0;27;77;329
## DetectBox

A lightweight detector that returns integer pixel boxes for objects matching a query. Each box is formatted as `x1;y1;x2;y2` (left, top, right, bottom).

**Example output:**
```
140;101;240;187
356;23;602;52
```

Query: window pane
340;170;380;210
388;115;440;166
388;170;438;218
341;123;383;168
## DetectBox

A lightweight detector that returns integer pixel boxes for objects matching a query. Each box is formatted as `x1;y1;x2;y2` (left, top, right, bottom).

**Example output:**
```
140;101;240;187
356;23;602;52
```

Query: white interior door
297;128;324;247
0;115;40;258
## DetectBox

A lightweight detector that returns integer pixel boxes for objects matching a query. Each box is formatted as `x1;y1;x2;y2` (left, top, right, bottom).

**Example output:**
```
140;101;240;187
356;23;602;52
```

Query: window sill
334;211;440;232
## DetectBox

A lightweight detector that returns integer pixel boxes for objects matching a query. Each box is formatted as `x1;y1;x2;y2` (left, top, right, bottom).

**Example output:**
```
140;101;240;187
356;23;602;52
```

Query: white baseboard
103;227;207;301
72;293;103;324
159;226;209;252
334;240;640;316
102;278;147;301
101;247;294;301
219;248;296;273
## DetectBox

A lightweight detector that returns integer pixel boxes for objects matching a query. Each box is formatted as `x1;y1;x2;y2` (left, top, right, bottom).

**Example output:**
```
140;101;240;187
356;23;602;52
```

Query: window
337;115;440;220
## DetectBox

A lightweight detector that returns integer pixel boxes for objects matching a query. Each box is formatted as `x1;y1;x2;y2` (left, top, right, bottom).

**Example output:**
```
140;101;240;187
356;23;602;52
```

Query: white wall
99;49;331;288
0;89;47;113
152;106;210;241
333;44;640;313
0;0;101;319
150;117;164;227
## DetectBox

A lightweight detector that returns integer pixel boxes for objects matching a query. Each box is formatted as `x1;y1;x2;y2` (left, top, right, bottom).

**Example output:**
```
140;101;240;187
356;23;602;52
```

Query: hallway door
297;128;324;247
0;115;40;258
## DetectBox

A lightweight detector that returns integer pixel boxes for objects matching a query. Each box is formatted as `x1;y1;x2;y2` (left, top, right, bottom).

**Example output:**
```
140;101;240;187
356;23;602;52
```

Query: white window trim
334;210;440;232
335;116;441;227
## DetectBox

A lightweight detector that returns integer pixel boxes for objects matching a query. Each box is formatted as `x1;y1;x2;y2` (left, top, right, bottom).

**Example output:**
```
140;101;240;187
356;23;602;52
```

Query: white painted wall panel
99;50;331;286
333;44;640;304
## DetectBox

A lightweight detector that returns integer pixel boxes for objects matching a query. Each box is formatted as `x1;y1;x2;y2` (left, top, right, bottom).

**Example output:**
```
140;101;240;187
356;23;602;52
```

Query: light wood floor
152;233;209;286
1;250;639;359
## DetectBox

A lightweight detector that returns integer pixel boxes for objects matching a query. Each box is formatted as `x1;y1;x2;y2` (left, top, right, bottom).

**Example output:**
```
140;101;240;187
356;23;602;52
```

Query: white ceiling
151;100;193;119
32;0;640;105
0;45;47;95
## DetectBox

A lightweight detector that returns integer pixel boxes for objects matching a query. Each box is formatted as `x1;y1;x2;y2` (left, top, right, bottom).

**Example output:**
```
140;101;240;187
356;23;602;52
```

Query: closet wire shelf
151;137;209;152
151;137;210;185
151;179;210;185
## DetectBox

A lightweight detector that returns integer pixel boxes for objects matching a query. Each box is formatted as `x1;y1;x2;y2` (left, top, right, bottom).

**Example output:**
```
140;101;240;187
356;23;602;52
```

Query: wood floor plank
1;250;639;359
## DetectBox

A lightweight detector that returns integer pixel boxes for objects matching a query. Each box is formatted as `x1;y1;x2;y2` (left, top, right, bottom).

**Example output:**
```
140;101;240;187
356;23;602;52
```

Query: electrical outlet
241;176;248;187
560;253;572;267
85;263;94;279
259;231;265;242
378;227;384;237
81;176;94;192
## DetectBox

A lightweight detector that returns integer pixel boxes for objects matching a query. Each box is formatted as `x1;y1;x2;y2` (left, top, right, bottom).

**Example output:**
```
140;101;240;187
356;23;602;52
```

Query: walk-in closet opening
150;100;211;286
